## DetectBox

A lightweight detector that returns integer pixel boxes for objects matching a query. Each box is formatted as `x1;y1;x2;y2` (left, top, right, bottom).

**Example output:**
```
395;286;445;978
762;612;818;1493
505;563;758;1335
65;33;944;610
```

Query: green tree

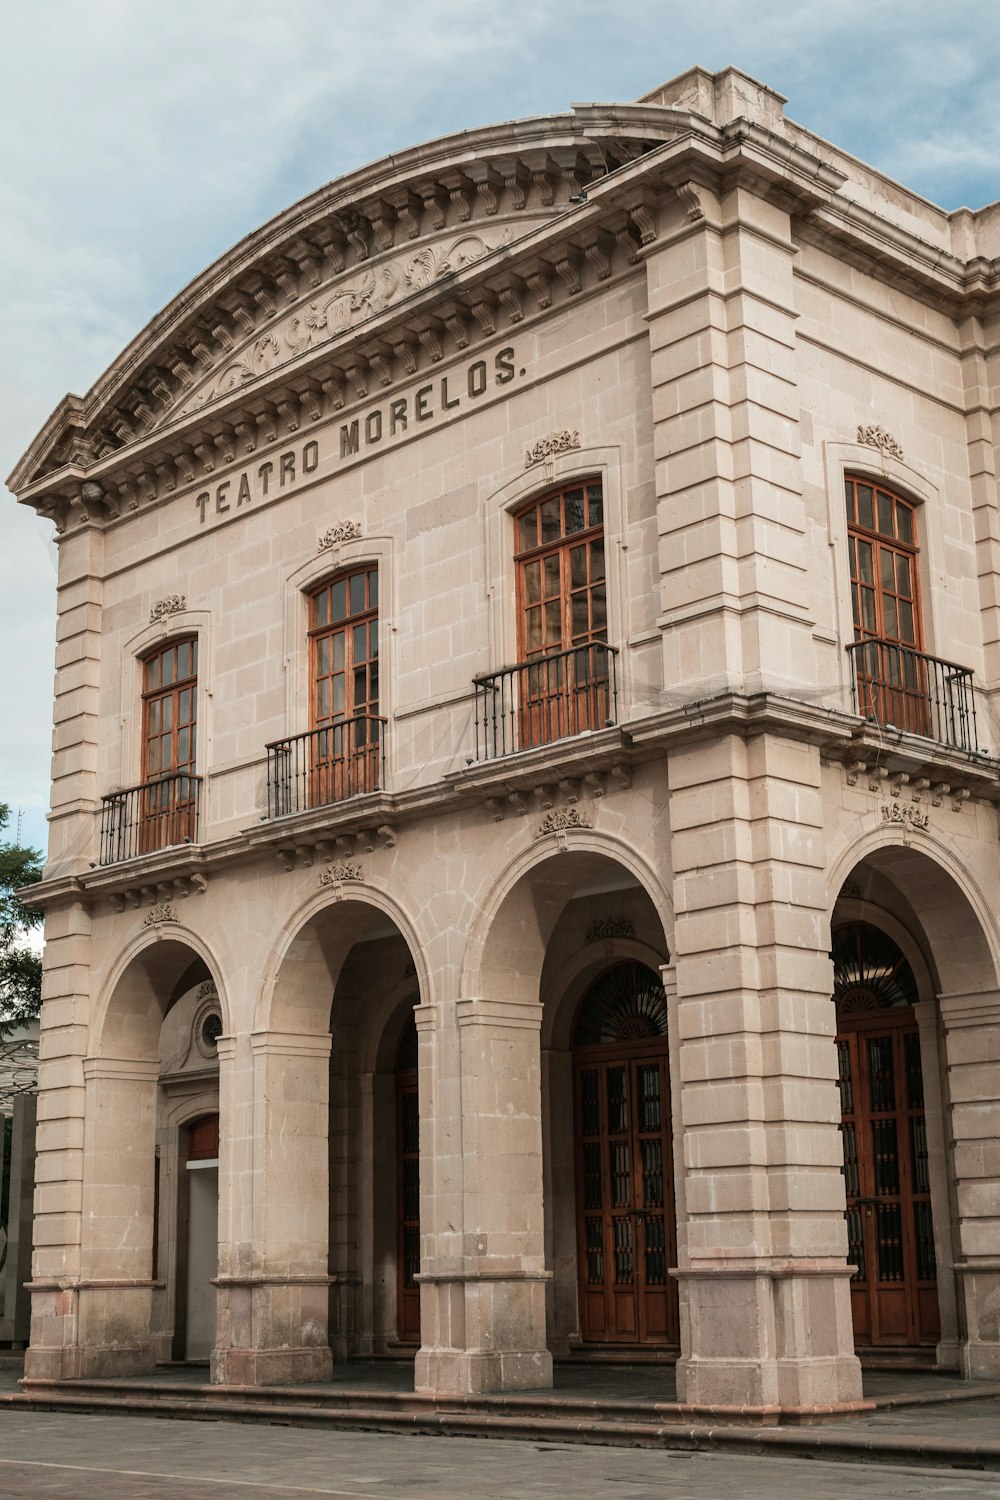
0;804;43;1036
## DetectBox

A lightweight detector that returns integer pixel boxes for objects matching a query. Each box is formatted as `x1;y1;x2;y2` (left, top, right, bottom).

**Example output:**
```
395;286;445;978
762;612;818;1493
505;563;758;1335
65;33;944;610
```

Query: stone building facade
9;67;1000;1412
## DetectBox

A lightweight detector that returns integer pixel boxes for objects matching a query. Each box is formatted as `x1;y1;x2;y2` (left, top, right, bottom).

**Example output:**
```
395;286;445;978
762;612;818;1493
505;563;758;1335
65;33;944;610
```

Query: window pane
588;484;603;527
884;595;898;638
877;490;894;537
899;599;915;642
881;549;895;591
332;676;345;714
517;511;536;551
570;545;588;588
147;739;160;774
161;651;176;687
857;485;874;530
540;498;560;544
896;555;912;599
845;480;855;522
896;505;913;545
590;540;605;582
370;621;378;658
146;654;160;691
526;608;542;652
543;554;560;597
368;569;378;608
313;588;330;628
592;584;607;631
369;663;379;706
354;666;367;704
161;697;173;731
857;540;874;584
353;623;367;662
333;632;345;671
851;587;861;630
571;592;590;637
524;560;541;605
317;679;330;718
148;699;161;733
177;642;191;680
564;488;585;533
178;727;190;764
317;635;330;676
350;572;366;616
544;599;562;646
178;688;191;722
331;578;347;621
861;588;876;631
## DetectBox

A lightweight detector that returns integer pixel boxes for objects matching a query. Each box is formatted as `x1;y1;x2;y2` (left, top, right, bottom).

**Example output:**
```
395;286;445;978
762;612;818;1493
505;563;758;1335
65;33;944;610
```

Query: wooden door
835;928;939;1348
574;1038;677;1346
395;1018;420;1344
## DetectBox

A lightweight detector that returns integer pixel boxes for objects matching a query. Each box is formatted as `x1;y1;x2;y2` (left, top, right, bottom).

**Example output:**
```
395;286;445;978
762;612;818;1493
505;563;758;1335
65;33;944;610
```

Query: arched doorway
395;1014;420;1344
834;923;939;1348
572;961;677;1347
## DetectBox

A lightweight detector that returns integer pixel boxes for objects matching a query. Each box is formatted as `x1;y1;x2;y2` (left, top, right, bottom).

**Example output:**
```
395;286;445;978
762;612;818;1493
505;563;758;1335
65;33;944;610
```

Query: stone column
1;1094;37;1345
669;732;862;1409
416;996;552;1394
213;1031;333;1386
74;1056;160;1376
938;990;1000;1378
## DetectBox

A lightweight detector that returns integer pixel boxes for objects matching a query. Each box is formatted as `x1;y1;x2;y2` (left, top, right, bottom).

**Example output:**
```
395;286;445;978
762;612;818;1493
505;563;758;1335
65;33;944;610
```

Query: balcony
265;716;387;818
847;639;981;753
474;642;619;761
99;772;202;865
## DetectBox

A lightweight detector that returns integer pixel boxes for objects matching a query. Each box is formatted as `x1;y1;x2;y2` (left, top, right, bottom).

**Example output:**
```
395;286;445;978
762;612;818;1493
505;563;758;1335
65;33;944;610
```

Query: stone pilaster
213;1030;333;1386
646;180;815;701
1;1093;37;1344
669;732;862;1409
47;526;104;874
938;990;1000;1378
416;995;551;1394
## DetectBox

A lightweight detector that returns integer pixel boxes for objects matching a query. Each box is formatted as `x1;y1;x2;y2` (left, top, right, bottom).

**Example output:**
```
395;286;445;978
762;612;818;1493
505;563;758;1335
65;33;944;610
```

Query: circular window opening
201;1013;223;1049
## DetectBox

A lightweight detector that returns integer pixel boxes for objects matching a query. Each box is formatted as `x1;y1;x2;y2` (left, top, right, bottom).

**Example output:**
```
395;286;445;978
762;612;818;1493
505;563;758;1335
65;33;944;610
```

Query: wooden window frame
308;566;380;728
513;479;607;663
305;566;381;801
141;636;198;783
138;636;198;851
845;476;922;650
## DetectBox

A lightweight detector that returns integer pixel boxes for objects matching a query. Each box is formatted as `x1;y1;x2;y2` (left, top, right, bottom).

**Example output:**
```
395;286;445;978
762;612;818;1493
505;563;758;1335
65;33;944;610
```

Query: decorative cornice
856;423;904;460
524;429;581;468
318;520;363;552
149;594;187;624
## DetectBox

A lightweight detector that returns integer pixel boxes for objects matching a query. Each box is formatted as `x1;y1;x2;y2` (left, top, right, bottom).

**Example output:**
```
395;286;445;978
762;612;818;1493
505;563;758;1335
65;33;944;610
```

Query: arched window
138;636;198;850
305;566;381;800
512;479;611;746
844;477;928;736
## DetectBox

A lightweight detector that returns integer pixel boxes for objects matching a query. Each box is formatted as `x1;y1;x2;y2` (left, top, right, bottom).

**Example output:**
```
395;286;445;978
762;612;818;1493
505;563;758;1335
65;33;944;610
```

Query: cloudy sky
3;0;998;858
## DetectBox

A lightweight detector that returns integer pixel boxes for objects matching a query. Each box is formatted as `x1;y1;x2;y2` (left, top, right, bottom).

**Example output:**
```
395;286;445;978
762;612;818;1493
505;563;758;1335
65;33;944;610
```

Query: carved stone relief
535;806;592;836
524;429;581;468
150;594;187;623
857;423;904;460
318;520;363;552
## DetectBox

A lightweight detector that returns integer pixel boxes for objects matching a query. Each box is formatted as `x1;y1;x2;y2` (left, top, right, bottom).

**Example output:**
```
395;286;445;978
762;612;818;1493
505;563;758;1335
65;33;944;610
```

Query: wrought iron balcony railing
847;638;981;753
474;641;619;761
99;772;202;865
265;715;387;818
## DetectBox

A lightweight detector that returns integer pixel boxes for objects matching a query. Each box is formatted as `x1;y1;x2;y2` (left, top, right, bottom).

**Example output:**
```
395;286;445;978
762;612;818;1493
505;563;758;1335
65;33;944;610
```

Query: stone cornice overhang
23;693;1000;913
13;111;852;532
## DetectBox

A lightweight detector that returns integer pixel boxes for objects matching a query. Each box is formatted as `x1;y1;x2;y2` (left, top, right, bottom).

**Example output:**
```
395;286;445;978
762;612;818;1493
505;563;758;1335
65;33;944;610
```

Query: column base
25;1283;157;1382
415;1272;553;1394
212;1346;333;1386
212;1279;333;1387
674;1262;863;1409
957;1265;1000;1380
415;1347;553;1394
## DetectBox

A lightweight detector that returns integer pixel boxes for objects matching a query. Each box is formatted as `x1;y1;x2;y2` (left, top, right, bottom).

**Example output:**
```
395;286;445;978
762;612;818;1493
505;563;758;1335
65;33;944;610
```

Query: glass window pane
896;505;913;545
332;676;345;714
517;510;536;551
564;488;585;533
369;664;379;706
590;540;605;581
354;666;367;704
161;697;173;730
317;635;330;676
178;688;190;722
331;578;347;621
368;569;378;608
147;655;160;691
353;623;367;662
540;498;560;544
592;585;607;631
177;643;190;680
845;480;855;522
148;699;160;733
857;485;874;530
858;541;874;584
178;728;190;764
571;592;590;637
161;651;176;687
896;554;912;599
884;595;898;638
861;588;876;631
544;599;562;646
370;621;378;658
317;679;330;718
525;560;541;605
313;588;330;628
570;545;588;588
588;484;603;527
333;633;345;670
877;490;894;537
526;608;542;652
543;554;560;597
350;572;366;616
880;549;895;591
898;599;915;642
851;587;861;630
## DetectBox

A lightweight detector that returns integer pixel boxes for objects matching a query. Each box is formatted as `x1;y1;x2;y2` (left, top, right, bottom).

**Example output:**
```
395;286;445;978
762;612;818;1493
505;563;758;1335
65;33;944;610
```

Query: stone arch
256;884;430;1035
91;926;230;1062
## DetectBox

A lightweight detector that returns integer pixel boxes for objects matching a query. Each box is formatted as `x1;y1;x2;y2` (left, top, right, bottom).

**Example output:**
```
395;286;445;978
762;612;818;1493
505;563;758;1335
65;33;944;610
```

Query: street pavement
2;1407;1000;1499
